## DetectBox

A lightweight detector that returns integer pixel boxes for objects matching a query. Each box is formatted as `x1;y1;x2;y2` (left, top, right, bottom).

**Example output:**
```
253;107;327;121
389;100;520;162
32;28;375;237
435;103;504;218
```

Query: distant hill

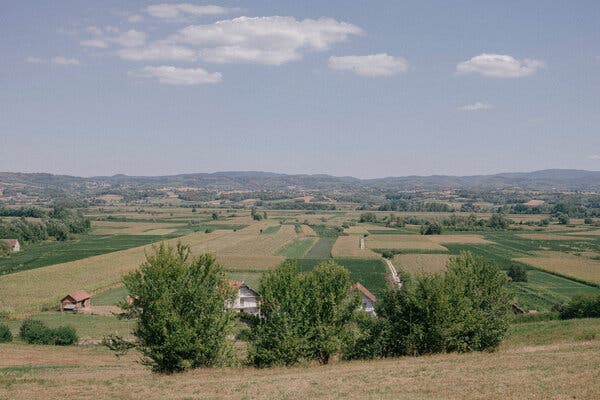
1;169;600;199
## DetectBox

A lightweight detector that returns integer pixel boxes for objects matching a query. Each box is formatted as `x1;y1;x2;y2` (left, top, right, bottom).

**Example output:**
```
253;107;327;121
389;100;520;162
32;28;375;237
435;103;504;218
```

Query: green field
0;234;178;275
304;237;336;258
5;312;134;340
261;225;281;234
296;258;387;298
92;286;129;306
277;238;317;258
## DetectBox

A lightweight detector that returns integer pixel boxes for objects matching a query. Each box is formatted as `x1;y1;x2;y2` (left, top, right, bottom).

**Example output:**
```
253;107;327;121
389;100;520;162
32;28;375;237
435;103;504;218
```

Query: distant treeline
0;205;91;245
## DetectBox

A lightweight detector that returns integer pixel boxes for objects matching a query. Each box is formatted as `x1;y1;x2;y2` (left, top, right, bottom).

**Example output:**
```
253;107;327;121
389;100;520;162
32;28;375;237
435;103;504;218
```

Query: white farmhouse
226;280;260;316
351;282;377;315
1;239;20;253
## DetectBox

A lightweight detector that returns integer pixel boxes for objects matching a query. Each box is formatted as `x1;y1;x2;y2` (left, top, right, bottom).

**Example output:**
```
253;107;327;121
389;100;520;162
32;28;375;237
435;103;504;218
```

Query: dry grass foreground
0;340;598;399
516;251;600;285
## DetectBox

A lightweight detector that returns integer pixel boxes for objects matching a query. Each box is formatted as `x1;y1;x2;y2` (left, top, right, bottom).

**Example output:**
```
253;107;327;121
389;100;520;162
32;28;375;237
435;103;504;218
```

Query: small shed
60;290;91;312
1;239;20;253
351;282;377;315
226;280;260;316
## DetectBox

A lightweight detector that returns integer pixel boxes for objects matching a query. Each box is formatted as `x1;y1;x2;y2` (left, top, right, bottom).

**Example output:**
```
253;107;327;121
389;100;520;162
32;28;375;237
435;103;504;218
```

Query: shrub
507;264;528;282
556;294;600;319
420;222;442;235
19;319;78;345
20;319;53;344
0;324;13;343
51;326;78;345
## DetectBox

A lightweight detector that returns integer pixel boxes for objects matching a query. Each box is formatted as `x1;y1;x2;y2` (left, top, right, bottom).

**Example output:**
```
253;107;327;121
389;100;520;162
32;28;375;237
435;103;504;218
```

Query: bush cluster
19;319;78;345
555;294;600;319
0;323;13;343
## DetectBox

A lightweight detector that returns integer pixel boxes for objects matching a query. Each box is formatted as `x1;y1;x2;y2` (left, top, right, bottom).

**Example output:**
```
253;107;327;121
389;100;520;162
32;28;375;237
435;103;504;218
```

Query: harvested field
427;234;493;244
366;234;448;252
218;254;284;271
568;230;600;236
394;253;452;275
91;221;185;235
300;224;317;236
516;251;600;285
517;233;593;241
0;231;229;316
331;235;379;258
0;335;598;399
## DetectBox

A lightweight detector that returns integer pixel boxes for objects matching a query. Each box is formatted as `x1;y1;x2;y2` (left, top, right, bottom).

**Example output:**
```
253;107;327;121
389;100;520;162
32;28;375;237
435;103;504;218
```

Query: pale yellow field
300;224;317;236
0;231;229;316
217;255;285;271
568;230;600;236
91;220;185;235
516;251;600;285
344;225;370;234
331;236;379;258
517;233;592;241
0;339;598;400
394;253;452;275
427;234;493;244
366;235;448;252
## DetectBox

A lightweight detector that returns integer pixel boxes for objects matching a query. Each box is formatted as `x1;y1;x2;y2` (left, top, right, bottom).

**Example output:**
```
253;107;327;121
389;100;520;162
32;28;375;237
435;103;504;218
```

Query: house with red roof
351;282;377;315
60;290;91;312
226;280;260;316
1;239;20;253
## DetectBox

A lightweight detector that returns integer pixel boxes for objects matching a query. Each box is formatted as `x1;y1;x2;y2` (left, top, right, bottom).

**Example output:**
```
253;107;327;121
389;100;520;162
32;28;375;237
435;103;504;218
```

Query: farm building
1;239;20;253
226;280;260;316
351;282;377;315
60;290;91;312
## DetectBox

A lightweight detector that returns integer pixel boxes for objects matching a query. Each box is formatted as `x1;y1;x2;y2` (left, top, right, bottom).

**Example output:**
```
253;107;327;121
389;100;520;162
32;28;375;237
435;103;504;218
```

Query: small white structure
1;239;20;253
226;280;260;316
351;282;377;315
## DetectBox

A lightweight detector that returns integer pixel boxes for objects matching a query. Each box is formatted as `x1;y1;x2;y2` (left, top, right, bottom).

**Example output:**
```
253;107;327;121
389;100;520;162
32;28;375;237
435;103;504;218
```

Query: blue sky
1;1;599;178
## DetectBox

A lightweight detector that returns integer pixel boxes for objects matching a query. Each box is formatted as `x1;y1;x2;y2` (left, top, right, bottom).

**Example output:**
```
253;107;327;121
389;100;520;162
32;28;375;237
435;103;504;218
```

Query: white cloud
459;102;494;111
117;41;197;61
588;154;600;160
131;65;222;85
327;53;408;77
171;16;363;65
26;56;79;66
146;3;235;19
128;14;144;23
80;27;145;48
26;56;45;64
456;53;545;78
51;56;80;65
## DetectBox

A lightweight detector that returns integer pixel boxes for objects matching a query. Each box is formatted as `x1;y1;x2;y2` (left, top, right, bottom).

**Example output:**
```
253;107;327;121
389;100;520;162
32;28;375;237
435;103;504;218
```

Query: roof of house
62;290;91;302
228;279;244;290
1;239;19;246
351;283;377;302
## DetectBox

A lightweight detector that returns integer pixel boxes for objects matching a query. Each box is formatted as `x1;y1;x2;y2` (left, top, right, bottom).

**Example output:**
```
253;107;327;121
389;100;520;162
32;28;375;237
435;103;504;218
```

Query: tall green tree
120;243;234;373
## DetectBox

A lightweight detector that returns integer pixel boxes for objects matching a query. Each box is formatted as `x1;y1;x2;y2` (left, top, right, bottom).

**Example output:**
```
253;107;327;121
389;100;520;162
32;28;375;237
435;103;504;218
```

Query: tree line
110;244;511;373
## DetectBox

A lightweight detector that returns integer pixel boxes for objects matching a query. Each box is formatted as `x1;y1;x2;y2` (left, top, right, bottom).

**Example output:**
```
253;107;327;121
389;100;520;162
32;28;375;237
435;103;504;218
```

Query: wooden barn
1;239;20;253
351;282;377;315
60;290;91;312
226;280;260;316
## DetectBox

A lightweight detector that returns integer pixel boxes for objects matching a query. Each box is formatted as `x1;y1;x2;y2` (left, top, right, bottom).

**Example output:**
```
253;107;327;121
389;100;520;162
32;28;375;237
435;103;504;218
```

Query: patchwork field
331;235;379;258
366;234;448;252
91;220;186;235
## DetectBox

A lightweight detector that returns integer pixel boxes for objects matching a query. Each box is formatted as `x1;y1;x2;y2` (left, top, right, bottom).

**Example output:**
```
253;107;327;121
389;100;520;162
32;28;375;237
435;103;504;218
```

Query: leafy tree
487;213;510;230
359;213;377;223
0;324;13;343
507;264;528;282
557;213;570;225
211;212;219;220
420;221;442;235
555;294;600;319
119;243;234;373
248;260;358;366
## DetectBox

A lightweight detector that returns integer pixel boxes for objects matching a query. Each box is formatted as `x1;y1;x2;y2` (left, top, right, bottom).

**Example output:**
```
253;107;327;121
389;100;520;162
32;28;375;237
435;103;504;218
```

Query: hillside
1;169;600;200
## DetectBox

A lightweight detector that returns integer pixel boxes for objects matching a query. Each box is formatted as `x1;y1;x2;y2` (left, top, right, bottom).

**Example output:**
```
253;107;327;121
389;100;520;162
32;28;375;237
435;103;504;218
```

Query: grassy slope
0;234;179;275
277;238;317;258
304;237;336;258
0;319;598;399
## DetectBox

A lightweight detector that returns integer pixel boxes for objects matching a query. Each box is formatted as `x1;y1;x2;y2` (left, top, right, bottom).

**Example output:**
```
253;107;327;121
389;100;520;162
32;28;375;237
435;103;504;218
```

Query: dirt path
384;258;402;288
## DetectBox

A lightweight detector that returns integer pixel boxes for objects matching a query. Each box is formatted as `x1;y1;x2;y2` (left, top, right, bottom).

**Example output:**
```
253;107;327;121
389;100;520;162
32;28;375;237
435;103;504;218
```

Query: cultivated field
331;235;379;258
516;251;600;285
394;253;452;275
366;234;448;252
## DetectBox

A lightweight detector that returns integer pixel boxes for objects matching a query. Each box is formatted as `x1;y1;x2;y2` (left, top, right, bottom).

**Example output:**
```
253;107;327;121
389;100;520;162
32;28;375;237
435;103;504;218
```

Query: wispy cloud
456;53;545;78
80;27;145;49
26;56;80;66
459;102;493;111
130;66;222;85
117;41;197;62
588;154;600;160
327;53;408;77
145;3;237;20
